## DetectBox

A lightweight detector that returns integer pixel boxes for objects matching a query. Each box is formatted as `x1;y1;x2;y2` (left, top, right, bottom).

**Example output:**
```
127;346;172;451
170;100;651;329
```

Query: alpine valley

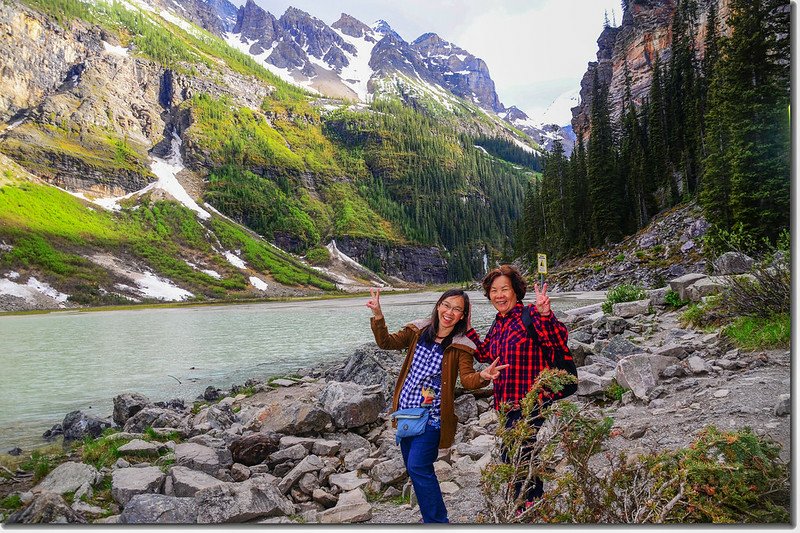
0;0;581;309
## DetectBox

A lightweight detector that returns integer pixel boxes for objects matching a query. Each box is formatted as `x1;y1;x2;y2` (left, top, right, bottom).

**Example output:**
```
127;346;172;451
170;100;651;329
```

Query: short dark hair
481;264;527;301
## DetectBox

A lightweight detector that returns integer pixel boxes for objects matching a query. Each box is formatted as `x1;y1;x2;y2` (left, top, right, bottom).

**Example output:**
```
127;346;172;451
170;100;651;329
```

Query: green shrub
603;380;629;402
724;313;790;350
481;397;790;523
21;450;60;483
614;253;625;262
601;284;647;314
305;245;331;266
0;494;23;512
664;289;689;309
720;255;789;318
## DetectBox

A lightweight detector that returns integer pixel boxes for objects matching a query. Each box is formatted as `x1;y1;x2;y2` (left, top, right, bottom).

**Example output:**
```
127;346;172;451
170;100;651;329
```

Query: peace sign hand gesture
479;358;510;382
534;282;551;316
366;288;383;319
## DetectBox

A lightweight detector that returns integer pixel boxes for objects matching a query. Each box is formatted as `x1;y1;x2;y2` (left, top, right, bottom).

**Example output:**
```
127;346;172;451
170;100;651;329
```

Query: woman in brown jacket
367;288;507;523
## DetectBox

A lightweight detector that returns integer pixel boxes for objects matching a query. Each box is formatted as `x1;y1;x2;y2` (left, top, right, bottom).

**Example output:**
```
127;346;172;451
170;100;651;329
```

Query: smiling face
437;295;466;331
489;275;518;315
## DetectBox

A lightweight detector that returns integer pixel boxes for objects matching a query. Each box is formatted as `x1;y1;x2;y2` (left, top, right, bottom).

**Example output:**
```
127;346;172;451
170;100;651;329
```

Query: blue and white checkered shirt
398;336;443;427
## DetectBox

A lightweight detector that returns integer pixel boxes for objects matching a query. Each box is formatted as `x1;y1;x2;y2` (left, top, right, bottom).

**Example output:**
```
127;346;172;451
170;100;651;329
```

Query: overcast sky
234;0;621;124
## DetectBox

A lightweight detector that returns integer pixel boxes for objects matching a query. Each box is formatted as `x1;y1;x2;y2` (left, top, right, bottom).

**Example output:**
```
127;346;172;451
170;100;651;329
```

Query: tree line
517;0;790;263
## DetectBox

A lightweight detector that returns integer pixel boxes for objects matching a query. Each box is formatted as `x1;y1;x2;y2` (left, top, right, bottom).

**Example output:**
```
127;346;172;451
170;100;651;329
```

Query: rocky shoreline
0;270;791;524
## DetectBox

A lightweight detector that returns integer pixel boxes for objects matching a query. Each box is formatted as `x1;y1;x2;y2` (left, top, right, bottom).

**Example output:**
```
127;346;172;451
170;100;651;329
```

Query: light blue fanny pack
391;407;430;443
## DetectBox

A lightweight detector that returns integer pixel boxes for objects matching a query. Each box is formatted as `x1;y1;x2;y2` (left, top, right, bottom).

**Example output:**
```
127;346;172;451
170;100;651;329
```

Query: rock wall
334;237;448;284
571;0;730;140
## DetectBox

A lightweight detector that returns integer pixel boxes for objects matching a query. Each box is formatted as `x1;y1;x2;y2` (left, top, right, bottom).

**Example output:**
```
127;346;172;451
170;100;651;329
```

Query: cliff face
571;0;729;140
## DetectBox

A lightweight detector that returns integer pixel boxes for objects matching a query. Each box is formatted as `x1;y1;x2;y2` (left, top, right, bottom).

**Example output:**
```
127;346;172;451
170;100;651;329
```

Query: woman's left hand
534;282;551;316
480;358;509;381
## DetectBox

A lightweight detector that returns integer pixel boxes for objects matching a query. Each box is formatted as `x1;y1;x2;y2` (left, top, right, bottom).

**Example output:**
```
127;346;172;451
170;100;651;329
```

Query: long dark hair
421;289;470;348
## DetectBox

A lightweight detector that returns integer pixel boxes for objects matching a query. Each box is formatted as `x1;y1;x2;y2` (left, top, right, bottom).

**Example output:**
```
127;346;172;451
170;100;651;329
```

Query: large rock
6;492;85;524
168;466;226;497
669;273;707;301
195;477;295;523
615;355;679;400
117;439;162;458
576;369;614;396
323;432;371;456
454;434;495;460
229;432;282;466
454;394;478;423
317;488;372;524
713;252;754;275
648;287;670;306
61;410;112;441
278;455;325;494
119;494;198;524
113;393;151;426
333;347;397;398
269;443;309;464
111;466;166;506
123;407;187;434
319;381;385;429
612;299;650;318
685;277;725;301
371;458;406;484
601;336;641;361
329;470;369;491
174;443;220;475
343;447;370;471
245;402;331;436
33;461;100;495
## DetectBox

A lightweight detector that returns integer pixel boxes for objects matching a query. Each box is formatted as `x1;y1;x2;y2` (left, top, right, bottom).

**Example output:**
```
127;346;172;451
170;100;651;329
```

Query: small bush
603;380;629;402
602;284;647;314
720;255;789;318
664;289;689;309
0;494;23;512
305;245;331;266
20;450;60;483
614;253;625;262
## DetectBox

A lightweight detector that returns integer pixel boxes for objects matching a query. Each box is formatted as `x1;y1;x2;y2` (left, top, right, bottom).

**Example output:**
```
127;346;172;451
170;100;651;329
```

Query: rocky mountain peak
502;105;528;122
371;19;403;41
232;0;280;54
332;13;373;40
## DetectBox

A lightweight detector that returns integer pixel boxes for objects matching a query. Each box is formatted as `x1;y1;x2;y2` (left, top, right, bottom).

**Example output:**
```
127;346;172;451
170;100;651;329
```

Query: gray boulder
195;477;295;523
567;339;593;367
686;277;726;301
175;443;220;475
713;252;754;275
576;369;614;397
686;355;711;374
601;336;641;361
323;432;370;456
123;407;187;434
269;443;309;464
615;355;679;400
329;470;369;492
33;461;100;495
246;402;331;436
652;343;689;360
774;394;790;416
669;273;707;301
229;432;282;466
333;347;396;397
454;394;478;423
117;439;162;458
319;381;385;429
318;488;372;524
648;287;670;306
278;455;325;494
312;439;340;456
371;458;406;484
612;299;651;318
62;411;112;441
111;466;165;506
119;494;197;524
168;466;226;497
113;393;151;426
343;447;370;471
6;492;85;524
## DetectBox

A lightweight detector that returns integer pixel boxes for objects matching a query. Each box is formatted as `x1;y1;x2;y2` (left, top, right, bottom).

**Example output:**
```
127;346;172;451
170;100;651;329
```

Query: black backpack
487;306;578;398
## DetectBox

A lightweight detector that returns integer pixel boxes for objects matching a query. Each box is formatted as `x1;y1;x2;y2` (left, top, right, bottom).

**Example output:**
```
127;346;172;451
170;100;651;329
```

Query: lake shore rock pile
1;272;790;524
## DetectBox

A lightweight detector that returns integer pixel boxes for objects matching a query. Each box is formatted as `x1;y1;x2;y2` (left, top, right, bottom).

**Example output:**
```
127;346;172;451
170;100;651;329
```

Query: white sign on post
537;253;547;275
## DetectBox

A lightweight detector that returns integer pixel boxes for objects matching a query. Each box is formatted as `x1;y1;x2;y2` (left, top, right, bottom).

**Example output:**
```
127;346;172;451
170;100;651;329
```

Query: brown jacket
371;316;489;449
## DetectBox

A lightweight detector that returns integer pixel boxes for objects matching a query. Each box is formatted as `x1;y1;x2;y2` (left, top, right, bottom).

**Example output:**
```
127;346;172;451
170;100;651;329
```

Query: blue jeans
399;425;448;523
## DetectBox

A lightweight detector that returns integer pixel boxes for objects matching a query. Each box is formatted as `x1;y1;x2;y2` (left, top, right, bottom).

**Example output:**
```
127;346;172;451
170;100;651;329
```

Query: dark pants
400;425;448;523
501;409;544;503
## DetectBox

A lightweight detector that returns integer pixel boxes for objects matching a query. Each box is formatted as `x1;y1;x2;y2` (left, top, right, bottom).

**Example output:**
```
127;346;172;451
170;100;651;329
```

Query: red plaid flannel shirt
466;302;571;410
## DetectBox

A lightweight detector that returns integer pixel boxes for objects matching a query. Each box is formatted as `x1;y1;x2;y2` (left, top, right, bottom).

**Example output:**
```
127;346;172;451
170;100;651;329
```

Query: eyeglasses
439;302;464;314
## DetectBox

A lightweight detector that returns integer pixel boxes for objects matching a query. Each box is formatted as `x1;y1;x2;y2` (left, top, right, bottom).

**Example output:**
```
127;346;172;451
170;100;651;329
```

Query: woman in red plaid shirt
466;264;572;507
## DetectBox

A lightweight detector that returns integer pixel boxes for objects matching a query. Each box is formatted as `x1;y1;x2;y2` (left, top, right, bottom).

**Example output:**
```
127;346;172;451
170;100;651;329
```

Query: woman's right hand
366;287;383;319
